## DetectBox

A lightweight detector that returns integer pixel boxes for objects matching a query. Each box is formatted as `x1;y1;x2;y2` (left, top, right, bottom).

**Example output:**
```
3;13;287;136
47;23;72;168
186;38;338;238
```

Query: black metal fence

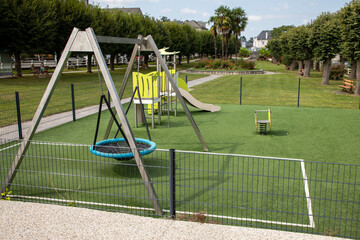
1;139;359;239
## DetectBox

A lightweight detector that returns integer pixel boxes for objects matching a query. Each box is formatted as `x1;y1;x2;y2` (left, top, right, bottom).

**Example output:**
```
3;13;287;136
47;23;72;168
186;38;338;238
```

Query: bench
338;79;354;94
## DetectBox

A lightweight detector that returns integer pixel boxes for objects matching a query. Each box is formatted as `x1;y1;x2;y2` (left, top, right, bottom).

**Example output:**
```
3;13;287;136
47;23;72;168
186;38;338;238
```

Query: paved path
0;74;220;141
0;201;342;240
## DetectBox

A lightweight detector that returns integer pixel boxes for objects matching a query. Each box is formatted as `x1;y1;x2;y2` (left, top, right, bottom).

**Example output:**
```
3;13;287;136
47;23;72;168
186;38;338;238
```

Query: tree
182;24;201;64
310;12;341;85
230;7;247;59
340;0;360;95
209;17;218;58
267;25;294;64
211;5;231;59
0;0;57;76
287;25;313;76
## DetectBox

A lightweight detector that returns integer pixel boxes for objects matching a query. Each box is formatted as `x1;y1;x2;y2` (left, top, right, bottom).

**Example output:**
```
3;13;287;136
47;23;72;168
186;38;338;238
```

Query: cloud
249;15;262;21
181;8;197;14
202;12;210;18
161;8;173;13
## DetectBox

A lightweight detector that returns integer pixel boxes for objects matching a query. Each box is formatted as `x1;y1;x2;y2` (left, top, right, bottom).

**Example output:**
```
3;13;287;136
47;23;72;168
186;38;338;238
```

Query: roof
110;8;143;15
256;30;272;40
184;20;208;30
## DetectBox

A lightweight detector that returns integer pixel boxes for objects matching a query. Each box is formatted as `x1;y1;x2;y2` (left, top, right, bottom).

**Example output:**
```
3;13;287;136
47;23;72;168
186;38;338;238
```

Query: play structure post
240;77;243;105
15;91;23;139
297;78;301;107
169;148;176;219
71;84;76;121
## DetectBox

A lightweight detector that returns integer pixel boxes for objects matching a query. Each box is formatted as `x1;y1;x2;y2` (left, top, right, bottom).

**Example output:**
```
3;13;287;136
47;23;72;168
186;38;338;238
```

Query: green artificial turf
33;104;360;165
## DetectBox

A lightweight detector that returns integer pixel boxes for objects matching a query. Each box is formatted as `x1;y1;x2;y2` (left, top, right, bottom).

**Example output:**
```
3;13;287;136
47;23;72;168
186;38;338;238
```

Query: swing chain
96;59;104;95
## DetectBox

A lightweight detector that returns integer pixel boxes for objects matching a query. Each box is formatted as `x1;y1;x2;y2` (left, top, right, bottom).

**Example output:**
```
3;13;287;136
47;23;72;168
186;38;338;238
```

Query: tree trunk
321;58;331;85
213;36;217;59
110;53;115;71
298;61;303;74
187;55;190;64
235;33;239;60
87;53;92;73
178;54;182;65
221;35;225;59
350;61;356;79
356;59;360;96
304;60;311;77
315;61;320;71
144;54;149;69
340;56;346;67
14;52;22;77
290;60;296;71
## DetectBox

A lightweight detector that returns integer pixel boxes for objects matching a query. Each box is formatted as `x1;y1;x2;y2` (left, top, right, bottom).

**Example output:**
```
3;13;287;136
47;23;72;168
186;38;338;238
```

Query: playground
1;28;360;238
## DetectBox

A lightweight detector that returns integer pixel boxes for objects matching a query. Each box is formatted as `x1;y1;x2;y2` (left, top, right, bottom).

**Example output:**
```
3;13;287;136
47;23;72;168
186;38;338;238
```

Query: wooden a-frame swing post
1;28;162;215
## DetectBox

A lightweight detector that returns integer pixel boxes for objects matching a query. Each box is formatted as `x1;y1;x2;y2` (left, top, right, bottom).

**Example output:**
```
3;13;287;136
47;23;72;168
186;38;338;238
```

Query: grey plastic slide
179;88;221;112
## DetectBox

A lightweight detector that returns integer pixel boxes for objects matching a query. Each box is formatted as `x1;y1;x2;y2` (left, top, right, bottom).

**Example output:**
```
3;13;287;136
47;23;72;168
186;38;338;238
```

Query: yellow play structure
132;47;220;129
255;108;271;135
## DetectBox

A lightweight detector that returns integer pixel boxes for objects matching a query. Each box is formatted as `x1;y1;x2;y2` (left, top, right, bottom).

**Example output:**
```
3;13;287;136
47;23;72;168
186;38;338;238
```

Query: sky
91;0;350;39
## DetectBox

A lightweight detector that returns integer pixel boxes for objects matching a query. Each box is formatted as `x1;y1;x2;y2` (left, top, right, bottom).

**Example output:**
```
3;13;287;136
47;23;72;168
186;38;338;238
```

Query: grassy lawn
0;64;207;127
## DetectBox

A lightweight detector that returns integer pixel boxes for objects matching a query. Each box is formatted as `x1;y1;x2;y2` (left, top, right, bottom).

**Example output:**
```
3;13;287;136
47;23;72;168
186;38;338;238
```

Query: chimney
265;32;268;39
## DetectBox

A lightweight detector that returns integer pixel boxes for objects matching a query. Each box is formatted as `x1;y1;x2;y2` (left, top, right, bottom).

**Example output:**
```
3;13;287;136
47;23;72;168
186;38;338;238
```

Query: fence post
15;91;22;139
169;148;176;219
240;77;243;105
71;84;76;121
297;78;301;108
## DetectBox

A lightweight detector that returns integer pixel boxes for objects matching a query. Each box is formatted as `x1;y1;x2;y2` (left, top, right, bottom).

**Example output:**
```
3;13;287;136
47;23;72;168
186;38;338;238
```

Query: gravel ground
1;201;344;240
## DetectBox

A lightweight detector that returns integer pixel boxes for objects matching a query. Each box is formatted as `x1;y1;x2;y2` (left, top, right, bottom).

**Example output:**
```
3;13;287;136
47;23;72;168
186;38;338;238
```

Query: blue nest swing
89;93;156;161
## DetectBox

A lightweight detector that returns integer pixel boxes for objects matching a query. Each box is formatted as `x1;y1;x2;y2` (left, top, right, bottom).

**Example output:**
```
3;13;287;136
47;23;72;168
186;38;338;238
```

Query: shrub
194;58;255;70
329;65;345;80
238;48;251;57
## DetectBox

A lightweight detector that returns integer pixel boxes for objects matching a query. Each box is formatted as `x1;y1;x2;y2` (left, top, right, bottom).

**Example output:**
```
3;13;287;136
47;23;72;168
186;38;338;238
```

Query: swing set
1;27;210;215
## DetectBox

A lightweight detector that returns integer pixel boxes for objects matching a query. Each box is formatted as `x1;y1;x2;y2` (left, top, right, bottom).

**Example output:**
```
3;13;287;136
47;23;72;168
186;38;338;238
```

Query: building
252;30;272;51
107;7;143;16
184;20;208;31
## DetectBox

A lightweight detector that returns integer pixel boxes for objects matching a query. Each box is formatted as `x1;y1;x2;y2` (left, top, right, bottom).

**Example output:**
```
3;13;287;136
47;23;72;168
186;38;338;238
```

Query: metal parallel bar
71;84;76;121
297;78;301;108
240;77;242;105
169;148;176;219
15;91;23;139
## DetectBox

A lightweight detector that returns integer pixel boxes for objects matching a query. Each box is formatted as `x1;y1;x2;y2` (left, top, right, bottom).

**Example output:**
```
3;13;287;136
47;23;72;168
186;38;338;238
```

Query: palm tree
211;5;231;59
230;7;247;59
209;17;218;58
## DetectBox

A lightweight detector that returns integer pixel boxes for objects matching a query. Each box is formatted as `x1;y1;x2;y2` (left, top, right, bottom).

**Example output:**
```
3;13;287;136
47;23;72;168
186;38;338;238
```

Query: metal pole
240;77;242;105
15;91;22;139
71;84;76;121
169;148;176;219
297;78;301;108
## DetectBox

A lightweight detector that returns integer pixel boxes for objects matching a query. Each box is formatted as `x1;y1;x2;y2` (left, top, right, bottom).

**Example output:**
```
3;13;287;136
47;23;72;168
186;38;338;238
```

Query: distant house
108;7;143;16
184;20;208;31
241;39;253;51
252;30;272;51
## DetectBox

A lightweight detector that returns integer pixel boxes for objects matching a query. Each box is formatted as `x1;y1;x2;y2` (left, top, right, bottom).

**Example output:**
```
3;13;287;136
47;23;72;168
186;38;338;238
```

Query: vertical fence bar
169;148;176;219
240;77;243;105
297;78;301;107
15;91;22;139
71;84;76;121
